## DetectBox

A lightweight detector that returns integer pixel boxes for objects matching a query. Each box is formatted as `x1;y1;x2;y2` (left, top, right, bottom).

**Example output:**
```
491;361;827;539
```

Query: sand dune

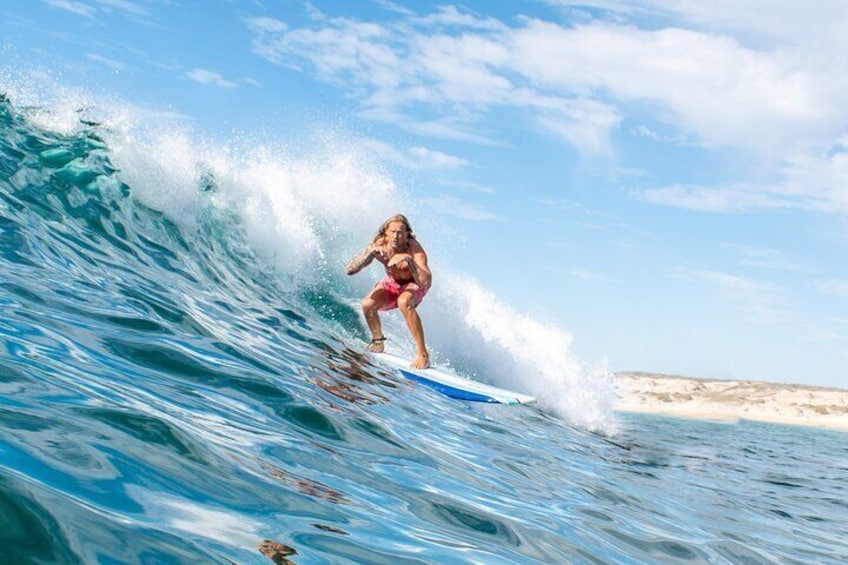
615;372;848;431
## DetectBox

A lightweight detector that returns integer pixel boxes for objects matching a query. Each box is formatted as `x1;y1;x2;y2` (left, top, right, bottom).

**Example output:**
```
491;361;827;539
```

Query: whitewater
1;82;846;564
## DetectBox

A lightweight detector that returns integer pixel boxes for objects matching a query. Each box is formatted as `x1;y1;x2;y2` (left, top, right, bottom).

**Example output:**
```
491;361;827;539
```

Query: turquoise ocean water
1;91;847;564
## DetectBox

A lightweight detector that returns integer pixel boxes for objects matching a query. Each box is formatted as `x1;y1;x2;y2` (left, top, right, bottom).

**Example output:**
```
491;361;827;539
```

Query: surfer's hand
368;245;384;260
387;253;411;268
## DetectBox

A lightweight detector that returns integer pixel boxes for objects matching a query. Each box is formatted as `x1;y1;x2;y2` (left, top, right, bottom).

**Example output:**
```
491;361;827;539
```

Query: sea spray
104;119;405;287
427;275;617;432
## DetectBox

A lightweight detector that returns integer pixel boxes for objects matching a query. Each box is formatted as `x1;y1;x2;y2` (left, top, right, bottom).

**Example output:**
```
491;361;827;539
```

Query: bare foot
367;338;385;353
410;353;430;370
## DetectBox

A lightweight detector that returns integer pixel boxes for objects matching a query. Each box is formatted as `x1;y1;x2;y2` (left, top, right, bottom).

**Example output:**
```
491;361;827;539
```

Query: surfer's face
385;221;408;250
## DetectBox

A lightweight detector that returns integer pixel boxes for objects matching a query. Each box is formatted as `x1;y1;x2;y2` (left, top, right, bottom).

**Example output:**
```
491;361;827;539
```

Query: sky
3;0;848;388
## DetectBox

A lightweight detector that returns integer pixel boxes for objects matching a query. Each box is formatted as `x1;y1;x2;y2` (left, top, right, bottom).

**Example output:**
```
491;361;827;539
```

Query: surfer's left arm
406;245;431;290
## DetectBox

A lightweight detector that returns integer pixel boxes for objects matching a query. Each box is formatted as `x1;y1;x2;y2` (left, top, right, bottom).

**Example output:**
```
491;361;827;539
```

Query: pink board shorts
376;276;428;311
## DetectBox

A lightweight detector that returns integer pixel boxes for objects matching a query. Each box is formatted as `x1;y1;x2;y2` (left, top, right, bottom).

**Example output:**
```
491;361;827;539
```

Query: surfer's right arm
345;245;381;275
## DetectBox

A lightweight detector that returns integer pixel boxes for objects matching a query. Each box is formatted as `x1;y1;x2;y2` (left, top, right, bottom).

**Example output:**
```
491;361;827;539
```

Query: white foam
425;275;617;432
1;67;98;135
102;117;405;286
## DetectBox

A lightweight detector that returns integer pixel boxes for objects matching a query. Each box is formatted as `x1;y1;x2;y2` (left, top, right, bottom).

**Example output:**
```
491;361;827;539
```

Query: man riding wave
345;214;432;369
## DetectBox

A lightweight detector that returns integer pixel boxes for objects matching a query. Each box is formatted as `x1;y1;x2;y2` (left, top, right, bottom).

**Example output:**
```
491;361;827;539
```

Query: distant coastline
614;372;848;431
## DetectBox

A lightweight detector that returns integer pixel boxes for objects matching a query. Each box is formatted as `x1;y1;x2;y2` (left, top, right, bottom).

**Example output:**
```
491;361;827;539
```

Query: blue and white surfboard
375;351;536;405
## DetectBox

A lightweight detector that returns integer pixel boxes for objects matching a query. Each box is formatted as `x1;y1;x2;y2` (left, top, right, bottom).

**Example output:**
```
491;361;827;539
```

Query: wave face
2;90;846;564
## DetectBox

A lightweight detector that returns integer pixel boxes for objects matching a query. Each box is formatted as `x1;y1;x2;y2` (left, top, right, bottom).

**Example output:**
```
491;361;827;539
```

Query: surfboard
374;351;536;405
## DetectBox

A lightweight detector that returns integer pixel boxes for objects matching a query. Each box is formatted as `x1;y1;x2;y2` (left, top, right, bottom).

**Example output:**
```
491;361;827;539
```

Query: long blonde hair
371;214;415;244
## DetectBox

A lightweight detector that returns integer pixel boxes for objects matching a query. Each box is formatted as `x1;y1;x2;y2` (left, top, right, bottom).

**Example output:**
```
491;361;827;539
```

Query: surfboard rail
374;352;536;405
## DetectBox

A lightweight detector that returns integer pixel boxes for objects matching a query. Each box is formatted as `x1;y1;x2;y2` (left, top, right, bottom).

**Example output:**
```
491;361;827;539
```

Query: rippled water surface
1;96;847;564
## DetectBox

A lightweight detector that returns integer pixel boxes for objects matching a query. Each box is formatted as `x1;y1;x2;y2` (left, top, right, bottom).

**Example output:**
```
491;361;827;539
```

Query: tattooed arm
386;240;431;289
345;244;382;275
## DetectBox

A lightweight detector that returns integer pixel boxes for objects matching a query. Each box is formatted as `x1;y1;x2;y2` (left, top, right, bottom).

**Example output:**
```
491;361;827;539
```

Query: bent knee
397;293;417;312
362;297;378;313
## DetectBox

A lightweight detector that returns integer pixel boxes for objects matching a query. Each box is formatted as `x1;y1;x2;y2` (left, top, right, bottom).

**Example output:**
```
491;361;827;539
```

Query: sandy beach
615;372;848;431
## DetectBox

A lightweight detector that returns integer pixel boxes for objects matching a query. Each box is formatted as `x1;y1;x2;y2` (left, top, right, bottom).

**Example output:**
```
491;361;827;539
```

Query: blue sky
4;0;848;388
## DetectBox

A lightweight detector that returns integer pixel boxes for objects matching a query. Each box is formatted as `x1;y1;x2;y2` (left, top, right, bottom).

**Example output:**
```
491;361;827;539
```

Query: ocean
1;90;847;564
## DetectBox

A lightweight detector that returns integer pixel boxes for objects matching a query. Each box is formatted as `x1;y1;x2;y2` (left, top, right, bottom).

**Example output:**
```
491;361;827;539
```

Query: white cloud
375;0;415;17
511;19;840;152
92;0;147;15
419;195;499;221
86;52;126;71
438;179;494;194
245;6;848;155
44;0;97;18
360;139;469;170
245;16;289;35
571;268;608;282
358;106;502;144
246;9;617;150
544;1;848;51
408;5;507;31
245;4;848;215
539;198;633;233
721;243;808;272
819;280;848;298
679;269;790;325
637;139;848;214
408;146;468;169
185;68;237;89
531;96;620;154
636;182;793;213
44;0;147;18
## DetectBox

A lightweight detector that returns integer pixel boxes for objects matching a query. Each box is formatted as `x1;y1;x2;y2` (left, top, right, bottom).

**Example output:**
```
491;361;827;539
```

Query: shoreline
614;372;848;431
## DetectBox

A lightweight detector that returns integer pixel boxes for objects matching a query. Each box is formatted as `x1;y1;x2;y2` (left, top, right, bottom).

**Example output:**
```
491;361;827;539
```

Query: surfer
345;214;432;369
